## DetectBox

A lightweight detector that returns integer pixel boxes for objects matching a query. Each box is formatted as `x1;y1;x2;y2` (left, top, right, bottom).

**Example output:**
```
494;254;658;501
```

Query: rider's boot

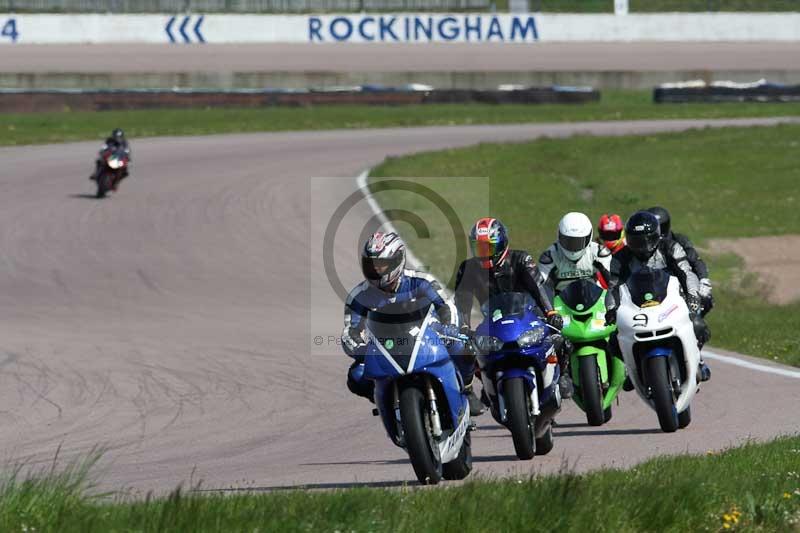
555;335;574;399
465;383;484;417
698;358;711;382
558;373;574;399
480;388;491;408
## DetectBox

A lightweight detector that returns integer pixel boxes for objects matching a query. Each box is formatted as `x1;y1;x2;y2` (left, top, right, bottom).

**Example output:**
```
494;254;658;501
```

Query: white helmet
361;231;406;291
557;212;593;262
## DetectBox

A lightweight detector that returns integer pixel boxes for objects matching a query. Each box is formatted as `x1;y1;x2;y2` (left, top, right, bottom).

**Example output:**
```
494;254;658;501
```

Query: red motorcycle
93;147;129;198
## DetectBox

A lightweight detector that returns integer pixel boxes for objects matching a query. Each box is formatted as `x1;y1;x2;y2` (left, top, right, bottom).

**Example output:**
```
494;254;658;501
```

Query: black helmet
111;128;125;141
626;211;661;260
646;206;671;238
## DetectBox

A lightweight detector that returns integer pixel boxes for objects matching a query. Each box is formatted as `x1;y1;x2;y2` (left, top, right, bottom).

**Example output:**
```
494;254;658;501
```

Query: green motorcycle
554;279;625;426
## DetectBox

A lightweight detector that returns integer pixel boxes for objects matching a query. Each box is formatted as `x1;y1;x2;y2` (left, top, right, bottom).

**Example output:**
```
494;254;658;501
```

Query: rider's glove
686;293;702;315
545;310;564;330
432;322;460;339
342;328;367;356
699;278;713;299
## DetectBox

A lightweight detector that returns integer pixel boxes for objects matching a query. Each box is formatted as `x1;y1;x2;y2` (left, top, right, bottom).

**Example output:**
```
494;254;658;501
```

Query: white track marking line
357;169;424;269
703;350;800;379
357;170;800;381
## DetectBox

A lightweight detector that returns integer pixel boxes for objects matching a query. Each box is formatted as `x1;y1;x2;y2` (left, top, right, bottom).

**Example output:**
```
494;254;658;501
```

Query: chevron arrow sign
165;15;205;44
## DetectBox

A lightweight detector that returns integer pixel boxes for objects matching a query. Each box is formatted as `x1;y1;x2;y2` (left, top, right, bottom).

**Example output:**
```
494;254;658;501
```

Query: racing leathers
454;250;555;329
538;241;613;294
92;138;132;182
341;269;456;401
608;239;710;347
454;251;568;390
666;231;712;315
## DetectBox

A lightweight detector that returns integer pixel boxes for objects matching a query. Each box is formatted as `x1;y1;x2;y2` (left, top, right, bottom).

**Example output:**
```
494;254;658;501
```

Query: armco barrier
2;13;800;44
0;86;600;113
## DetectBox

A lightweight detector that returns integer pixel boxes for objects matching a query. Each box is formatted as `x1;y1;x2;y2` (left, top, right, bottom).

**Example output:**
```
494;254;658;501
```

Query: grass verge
2;91;800;146
4;0;799;12
370;124;800;366
528;0;800;12
2;436;799;531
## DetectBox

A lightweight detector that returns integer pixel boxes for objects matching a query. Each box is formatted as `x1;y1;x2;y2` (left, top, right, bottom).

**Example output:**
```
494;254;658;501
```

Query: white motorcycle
616;268;701;433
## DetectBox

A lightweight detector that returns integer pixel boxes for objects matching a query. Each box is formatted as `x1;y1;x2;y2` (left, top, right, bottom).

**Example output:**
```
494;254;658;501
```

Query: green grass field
2;436;799;532
370;124;800;366
2;91;800;146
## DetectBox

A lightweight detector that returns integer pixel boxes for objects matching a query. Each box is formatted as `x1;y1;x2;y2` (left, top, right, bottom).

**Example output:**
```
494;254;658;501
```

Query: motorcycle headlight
108;159;121;169
475;335;504;353
517;326;546;348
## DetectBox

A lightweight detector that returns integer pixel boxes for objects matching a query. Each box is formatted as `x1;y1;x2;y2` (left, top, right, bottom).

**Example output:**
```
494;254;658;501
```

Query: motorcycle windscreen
626;268;671;307
479;291;535;319
366;300;431;371
559;279;603;312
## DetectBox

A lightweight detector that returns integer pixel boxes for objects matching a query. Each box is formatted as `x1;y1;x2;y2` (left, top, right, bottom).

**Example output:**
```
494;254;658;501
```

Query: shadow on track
69;193;100;200
472;454;520;463
555;428;662;437
195;479;413;492
299;458;408;467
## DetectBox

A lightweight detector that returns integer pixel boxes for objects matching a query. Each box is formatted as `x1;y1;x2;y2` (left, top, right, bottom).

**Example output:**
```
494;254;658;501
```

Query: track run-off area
1;117;799;493
3;43;800;72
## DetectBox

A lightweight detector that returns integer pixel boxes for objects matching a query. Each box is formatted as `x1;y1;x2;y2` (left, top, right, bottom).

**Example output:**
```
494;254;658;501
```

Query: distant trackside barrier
0;86;600;112
654;79;800;103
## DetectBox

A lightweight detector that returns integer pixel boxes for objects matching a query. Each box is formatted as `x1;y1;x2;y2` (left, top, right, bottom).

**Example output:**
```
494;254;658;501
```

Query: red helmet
598;214;626;254
469;218;509;270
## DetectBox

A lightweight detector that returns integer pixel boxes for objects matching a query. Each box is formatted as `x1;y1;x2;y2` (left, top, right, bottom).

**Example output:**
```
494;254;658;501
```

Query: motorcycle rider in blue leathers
341;231;482;415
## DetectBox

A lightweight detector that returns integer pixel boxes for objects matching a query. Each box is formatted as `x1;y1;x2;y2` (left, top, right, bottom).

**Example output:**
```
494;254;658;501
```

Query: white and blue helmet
361;231;406;291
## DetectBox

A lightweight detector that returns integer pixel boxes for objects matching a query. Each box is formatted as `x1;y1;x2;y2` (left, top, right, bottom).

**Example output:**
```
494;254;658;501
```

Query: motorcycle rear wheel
678;405;692;429
646;357;679;433
505;377;536;460
535;423;554;455
442;431;472;480
399;386;443;485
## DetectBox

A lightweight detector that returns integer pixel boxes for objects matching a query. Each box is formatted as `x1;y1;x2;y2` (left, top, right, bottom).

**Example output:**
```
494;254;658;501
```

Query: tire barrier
654;79;800;103
0;85;600;113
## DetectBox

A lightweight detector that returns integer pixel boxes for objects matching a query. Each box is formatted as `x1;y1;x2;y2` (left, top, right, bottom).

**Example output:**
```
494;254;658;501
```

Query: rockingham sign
2;13;800;44
307;15;538;42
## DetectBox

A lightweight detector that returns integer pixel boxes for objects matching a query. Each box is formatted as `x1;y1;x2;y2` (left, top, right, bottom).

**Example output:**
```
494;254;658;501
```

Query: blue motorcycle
363;300;472;485
474;292;562;460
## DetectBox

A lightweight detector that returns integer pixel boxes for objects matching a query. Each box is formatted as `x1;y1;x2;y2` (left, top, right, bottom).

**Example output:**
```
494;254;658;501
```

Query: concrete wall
2;13;800;44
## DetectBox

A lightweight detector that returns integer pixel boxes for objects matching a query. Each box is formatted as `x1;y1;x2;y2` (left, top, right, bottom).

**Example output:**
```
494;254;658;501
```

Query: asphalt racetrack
3;42;800;73
1;118;799;493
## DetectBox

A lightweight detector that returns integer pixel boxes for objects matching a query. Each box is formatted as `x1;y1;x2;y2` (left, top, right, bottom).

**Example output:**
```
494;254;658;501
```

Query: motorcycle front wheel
96;173;112;199
646;357;679;433
579;356;605;426
505;377;536;460
399;386;443;485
